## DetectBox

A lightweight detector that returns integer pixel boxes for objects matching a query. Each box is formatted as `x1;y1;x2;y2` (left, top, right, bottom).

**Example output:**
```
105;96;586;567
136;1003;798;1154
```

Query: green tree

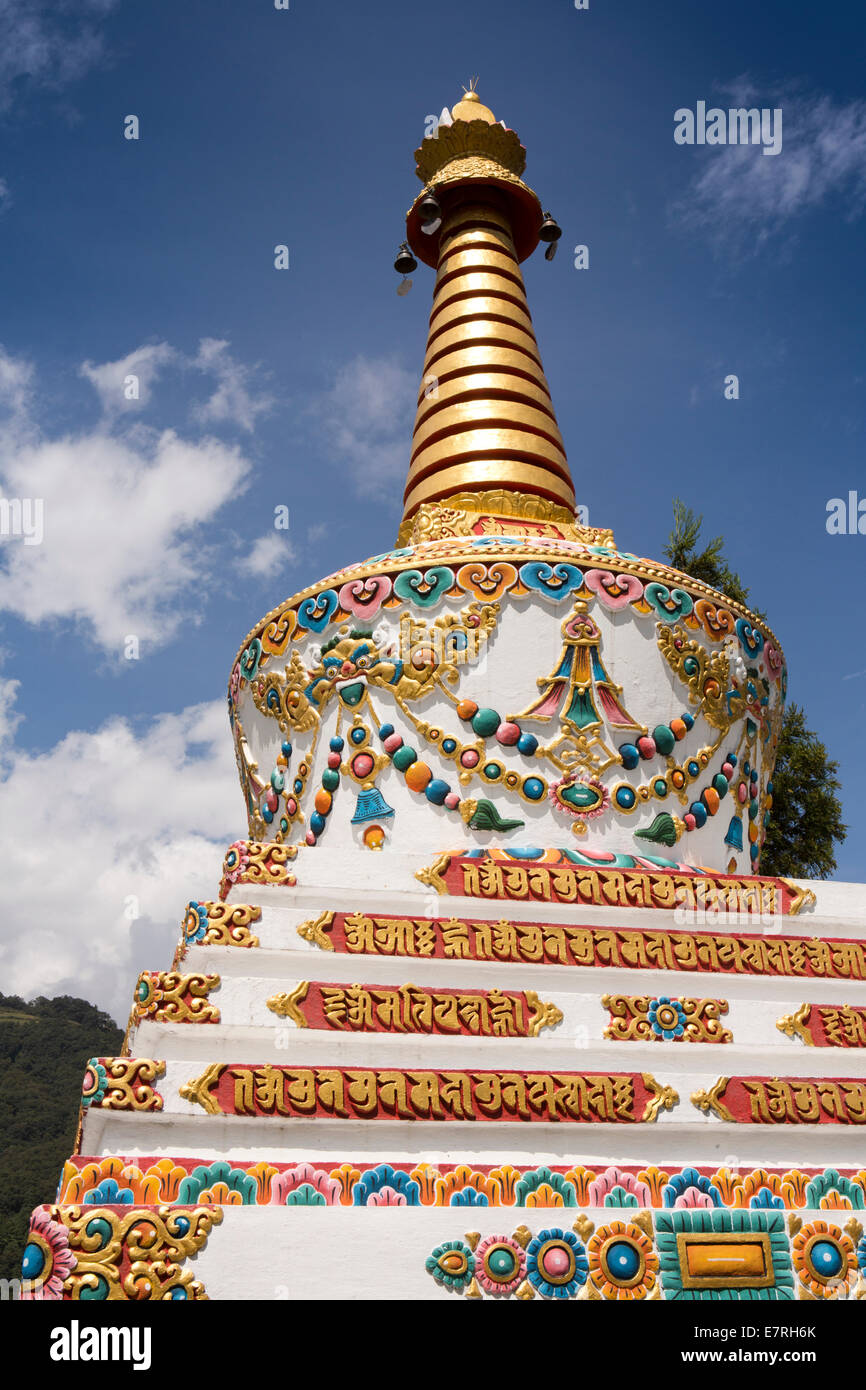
760;704;846;880
664;499;846;880
0;992;123;1282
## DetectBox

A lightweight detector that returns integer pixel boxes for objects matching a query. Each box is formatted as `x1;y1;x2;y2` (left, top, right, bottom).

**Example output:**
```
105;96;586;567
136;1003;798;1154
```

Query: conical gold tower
398;88;591;546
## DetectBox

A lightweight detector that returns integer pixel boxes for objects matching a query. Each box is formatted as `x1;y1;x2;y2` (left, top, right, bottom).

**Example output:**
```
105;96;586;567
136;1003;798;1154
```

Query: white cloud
308;353;416;500
235;531;297;578
0;0;118;113
0;425;251;651
80;342;177;416
0;342;34;422
80;337;272;432
672;89;866;255
0;342;258;652
191;337;273;432
0;689;240;1018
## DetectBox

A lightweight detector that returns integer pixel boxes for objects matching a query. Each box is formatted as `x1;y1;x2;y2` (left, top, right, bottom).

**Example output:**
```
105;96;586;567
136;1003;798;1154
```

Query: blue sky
0;0;864;1016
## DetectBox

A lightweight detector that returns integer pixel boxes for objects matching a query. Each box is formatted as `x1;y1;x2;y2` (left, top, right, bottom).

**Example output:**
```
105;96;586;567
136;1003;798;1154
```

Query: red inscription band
267;981;560;1037
181;1065;677;1124
695;1075;866;1125
423;854;814;916
297;910;866;981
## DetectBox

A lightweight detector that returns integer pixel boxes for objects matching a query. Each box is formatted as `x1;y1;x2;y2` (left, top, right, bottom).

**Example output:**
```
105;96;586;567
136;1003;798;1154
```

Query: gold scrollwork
53;1204;223;1300
131;972;220;1025
90;1058;166;1112
202;902;261;948
603;994;732;1044
657;624;739;730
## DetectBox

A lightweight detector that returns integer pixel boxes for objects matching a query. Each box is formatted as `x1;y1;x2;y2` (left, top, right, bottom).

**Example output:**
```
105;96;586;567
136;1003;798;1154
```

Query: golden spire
397;89;577;544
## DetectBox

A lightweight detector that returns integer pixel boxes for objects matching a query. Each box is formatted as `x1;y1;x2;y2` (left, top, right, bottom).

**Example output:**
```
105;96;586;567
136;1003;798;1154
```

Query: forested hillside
0;993;122;1280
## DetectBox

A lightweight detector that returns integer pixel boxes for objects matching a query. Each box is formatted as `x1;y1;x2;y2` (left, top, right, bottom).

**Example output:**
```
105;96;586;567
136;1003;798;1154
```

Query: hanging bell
724;815;744;851
539;211;562;243
351;787;395;824
418;191;442;234
394;242;417;275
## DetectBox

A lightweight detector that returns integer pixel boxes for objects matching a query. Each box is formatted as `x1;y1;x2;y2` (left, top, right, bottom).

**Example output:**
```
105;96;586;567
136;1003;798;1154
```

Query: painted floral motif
353;1164;421;1207
220;841;250;888
83;1179;135;1206
80;1059;108;1108
183;902;209;944
589;1167;652;1209
587;1220;658;1300
55;1157;866;1211
475;1234;527;1295
177;1162;259;1205
792;1220;857;1299
425;1240;475;1291
271;1164;343;1206
663;1168;723;1209
526;1227;588;1299
20;1207;76;1299
648;997;686;1040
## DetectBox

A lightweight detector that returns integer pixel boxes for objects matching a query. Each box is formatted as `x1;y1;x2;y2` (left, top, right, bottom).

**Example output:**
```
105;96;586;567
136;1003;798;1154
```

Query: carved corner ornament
777;1002;813;1045
179;1063;226;1115
296;910;335;951
783;883;817;917
526;991;564;1038
691;1076;735;1122
642;1073;679;1122
266;982;310;1028
415;852;451;895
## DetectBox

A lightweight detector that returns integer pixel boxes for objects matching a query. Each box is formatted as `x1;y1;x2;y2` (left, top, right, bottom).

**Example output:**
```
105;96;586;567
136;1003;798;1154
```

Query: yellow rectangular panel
677;1232;774;1289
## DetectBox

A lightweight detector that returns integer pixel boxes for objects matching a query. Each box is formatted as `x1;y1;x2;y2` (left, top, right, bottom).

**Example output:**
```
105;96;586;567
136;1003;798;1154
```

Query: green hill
0;992;123;1281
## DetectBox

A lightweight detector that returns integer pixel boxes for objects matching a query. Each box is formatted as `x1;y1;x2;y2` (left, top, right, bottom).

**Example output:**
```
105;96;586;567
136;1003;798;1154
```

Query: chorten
23;90;866;1304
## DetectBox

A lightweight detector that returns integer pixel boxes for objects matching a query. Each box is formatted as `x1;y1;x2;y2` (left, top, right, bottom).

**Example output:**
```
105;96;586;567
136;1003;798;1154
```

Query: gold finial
451;80;496;125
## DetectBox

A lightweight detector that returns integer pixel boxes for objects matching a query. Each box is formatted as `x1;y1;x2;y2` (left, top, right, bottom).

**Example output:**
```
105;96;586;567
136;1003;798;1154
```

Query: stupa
23;89;866;1304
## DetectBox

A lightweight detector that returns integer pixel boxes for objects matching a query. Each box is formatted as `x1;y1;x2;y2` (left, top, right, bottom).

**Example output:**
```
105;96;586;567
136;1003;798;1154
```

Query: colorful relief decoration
130;971;220;1025
424;1217;662;1300
425;1223;593;1300
416;851;815;916
20;1205;222;1301
265;980;562;1037
656;1210;794;1301
584;1216;659;1300
693;1075;866;1126
81;1058;165;1113
426;1211;866;1301
295;908;861;982
778;1002;866;1048
603;994;732;1044
57;1157;866;1211
179;1064;677;1124
219;841;297;899
228;542;785;866
790;1216;862;1299
179;901;261;950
